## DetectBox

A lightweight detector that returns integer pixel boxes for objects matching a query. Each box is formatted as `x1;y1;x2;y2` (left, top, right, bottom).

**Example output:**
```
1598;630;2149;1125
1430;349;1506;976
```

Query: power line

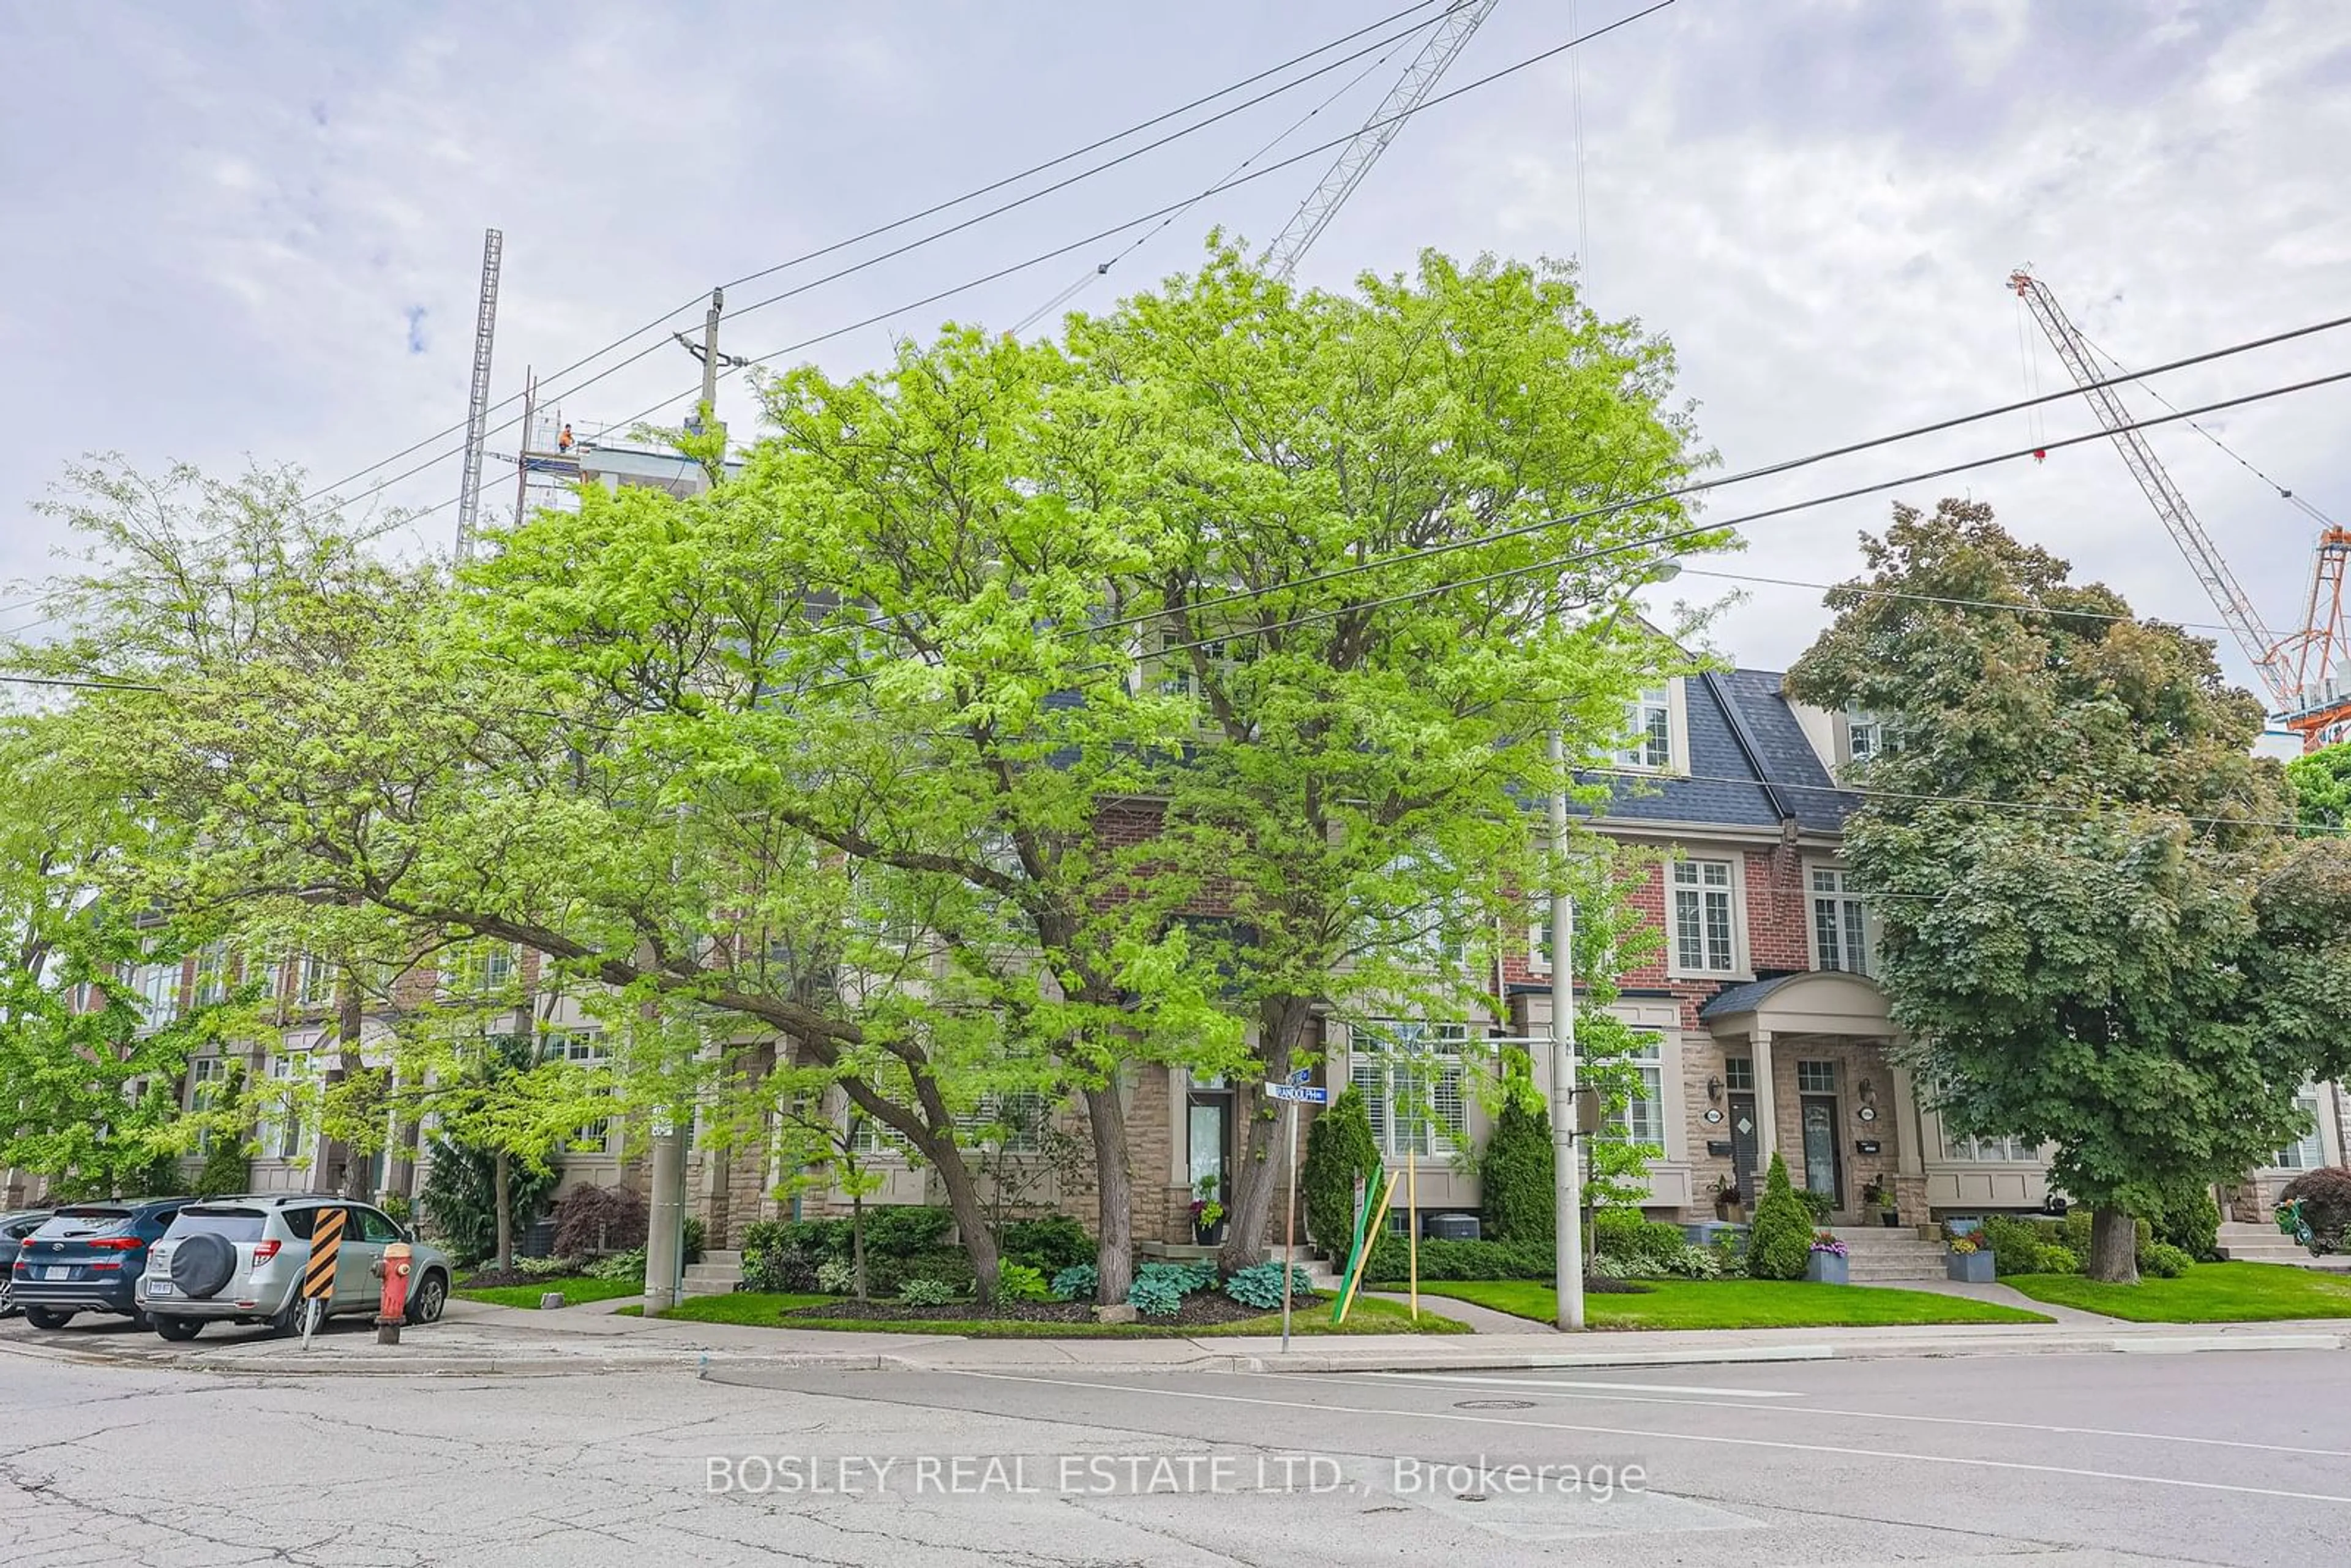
2074;326;2338;531
1672;566;2238;636
298;1;1468;508
1096;307;2351;641
306;2;1681;543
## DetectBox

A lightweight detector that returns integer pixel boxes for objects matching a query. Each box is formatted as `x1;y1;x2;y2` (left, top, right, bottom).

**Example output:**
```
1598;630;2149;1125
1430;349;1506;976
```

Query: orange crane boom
2009;270;2351;751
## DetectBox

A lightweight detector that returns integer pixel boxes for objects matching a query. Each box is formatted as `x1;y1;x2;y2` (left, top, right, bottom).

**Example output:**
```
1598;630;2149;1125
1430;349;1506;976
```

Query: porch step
2214;1225;2351;1270
679;1254;745;1298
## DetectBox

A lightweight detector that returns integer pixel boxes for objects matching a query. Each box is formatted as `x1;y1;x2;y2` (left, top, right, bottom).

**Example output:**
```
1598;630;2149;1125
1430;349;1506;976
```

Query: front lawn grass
650;1291;1468;1337
2001;1261;2351;1323
455;1275;643;1310
1389;1278;2053;1329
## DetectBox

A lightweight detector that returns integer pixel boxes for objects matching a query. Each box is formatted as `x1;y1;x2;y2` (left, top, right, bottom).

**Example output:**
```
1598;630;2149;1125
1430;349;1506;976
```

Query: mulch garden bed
783;1291;1305;1327
456;1266;582;1290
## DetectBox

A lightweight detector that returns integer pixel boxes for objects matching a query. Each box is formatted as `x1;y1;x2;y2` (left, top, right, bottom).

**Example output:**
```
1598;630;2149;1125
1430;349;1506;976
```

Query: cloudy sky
5;1;2349;738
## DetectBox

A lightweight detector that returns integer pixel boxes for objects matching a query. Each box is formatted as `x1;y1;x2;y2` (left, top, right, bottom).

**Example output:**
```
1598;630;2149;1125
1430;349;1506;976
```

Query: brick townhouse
8;664;2346;1251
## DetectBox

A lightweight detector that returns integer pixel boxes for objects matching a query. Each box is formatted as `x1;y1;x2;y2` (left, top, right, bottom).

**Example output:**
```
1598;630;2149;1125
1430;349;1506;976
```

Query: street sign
1264;1082;1329;1105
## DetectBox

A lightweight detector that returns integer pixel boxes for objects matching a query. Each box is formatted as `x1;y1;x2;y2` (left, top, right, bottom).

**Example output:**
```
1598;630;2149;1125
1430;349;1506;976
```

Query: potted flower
1805;1229;1850;1285
1945;1229;1996;1283
1190;1174;1226;1246
1864;1179;1901;1229
1710;1175;1744;1223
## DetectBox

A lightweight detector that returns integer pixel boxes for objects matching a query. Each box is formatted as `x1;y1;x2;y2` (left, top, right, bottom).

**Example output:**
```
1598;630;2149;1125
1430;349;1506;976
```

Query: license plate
44;1266;70;1281
146;1280;171;1297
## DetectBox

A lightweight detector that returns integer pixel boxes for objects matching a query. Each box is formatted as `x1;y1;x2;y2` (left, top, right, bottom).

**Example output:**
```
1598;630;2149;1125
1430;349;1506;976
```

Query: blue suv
10;1198;190;1330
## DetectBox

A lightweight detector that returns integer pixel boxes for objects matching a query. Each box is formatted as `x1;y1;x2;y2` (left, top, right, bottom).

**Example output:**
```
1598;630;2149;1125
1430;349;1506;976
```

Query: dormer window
1616;686;1673;770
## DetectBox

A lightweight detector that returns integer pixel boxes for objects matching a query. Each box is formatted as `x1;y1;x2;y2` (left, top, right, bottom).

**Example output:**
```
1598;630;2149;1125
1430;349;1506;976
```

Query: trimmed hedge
1363;1234;1554;1283
999;1215;1093;1274
1301;1087;1384;1256
2278;1166;2351;1255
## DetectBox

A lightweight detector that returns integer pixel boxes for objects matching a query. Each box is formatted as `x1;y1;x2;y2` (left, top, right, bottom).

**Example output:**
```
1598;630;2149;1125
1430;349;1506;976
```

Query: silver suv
140;1197;452;1341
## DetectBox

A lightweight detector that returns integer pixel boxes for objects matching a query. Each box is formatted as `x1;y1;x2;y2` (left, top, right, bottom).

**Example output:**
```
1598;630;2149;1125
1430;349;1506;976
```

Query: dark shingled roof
1578;668;1854;834
1696;974;1807;1019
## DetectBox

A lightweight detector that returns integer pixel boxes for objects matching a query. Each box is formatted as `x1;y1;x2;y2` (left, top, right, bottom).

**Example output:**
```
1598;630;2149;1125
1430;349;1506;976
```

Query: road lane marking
942;1371;2351;1506
1366;1373;1803;1400
1320;1373;2351;1460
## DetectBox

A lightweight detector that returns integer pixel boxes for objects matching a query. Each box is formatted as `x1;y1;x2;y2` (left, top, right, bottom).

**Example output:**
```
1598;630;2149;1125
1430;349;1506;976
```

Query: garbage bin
1422;1212;1481;1242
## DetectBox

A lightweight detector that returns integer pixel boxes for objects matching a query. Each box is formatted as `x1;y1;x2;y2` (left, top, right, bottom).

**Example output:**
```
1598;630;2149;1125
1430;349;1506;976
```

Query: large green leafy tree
2287;743;2351;833
1068;247;1715;1266
1787;499;2351;1281
0;711;243;1199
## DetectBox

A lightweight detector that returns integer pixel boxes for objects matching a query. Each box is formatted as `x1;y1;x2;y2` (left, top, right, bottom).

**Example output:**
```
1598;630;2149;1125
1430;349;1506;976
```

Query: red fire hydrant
374;1242;412;1346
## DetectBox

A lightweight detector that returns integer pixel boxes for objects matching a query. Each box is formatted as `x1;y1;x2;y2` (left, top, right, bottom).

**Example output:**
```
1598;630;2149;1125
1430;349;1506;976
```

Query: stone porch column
1751;1027;1777;1196
1889;1060;1930;1227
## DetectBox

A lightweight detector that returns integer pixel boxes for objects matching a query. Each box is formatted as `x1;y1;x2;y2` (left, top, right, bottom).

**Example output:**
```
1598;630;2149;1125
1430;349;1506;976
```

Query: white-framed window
1796;1060;1836;1096
1616;686;1673;770
268;1052;310;1162
549;1029;609;1065
1722;1057;1755;1093
1149;626;1253;703
188;1056;225;1152
1349;1021;1468;1158
1601;1034;1665;1148
1940;1130;2038;1162
132;955;179;1029
2276;1086;2327;1170
192;941;233;1007
294;953;336;1008
847;1108;913;1159
1670;859;1739;975
957;1091;1050;1153
1847;704;1889;763
1810;868;1871;977
443;940;517;997
568;1119;614;1155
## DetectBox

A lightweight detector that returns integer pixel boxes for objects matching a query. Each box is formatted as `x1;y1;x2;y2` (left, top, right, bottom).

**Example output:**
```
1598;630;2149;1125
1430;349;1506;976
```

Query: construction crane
2009;269;2351;751
1260;0;1502;278
454;228;504;561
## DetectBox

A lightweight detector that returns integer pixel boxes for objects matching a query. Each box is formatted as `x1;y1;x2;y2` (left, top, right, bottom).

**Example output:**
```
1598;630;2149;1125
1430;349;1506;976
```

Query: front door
1728;1094;1760;1203
1801;1097;1843;1212
1186;1090;1231;1237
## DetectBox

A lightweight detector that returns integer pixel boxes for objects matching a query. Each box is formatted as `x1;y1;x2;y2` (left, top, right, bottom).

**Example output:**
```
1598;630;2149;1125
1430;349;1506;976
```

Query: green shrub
2035;1243;2079;1274
1134;1260;1216;1299
1128;1273;1186;1318
1049;1263;1098;1302
898;1277;962;1307
1363;1234;1553;1283
1979;1215;2049;1277
418;1139;559;1266
816;1259;856;1295
1592;1209;1691;1274
1300;1087;1384;1257
1478;1093;1554;1244
862;1205;956;1256
1793;1187;1836;1224
585;1247;647;1281
681;1215;705;1266
1585;1252;1634;1280
999;1215;1093;1274
514;1254;573;1278
996;1261;1052;1303
1222;1261;1313;1310
2144;1184;2221;1262
1746;1155;1814;1281
380;1193;413;1227
2140;1241;2194;1279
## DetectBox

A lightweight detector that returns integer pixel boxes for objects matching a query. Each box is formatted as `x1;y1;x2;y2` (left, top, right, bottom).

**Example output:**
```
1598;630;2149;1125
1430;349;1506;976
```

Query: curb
9;1327;2344;1380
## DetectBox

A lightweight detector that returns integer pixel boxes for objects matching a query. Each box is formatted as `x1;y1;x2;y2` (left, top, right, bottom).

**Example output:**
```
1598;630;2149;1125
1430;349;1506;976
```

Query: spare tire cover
170;1232;237;1300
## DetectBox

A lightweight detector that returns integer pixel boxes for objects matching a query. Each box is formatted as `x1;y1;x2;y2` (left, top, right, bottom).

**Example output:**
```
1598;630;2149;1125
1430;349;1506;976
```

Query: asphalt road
4;1334;2349;1566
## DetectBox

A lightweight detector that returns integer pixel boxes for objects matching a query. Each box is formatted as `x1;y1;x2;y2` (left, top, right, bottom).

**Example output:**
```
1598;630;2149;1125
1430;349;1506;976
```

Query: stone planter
1946;1250;1996;1283
1805;1250;1850;1285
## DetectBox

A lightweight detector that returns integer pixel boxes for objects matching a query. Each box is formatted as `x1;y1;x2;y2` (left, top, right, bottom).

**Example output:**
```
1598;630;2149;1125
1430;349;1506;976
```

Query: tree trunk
925;1134;1001;1305
2087;1206;2139;1284
851;1190;867;1302
1083;1079;1134;1305
336;971;371;1199
493;1151;514;1274
1218;998;1309;1274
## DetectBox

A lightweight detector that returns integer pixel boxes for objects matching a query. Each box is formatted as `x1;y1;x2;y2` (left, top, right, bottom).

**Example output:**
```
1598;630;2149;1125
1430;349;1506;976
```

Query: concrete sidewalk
4;1293;2344;1379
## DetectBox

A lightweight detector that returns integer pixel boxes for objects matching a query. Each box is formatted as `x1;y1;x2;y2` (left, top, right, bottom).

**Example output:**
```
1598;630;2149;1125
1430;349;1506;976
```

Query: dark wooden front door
1729;1094;1760;1202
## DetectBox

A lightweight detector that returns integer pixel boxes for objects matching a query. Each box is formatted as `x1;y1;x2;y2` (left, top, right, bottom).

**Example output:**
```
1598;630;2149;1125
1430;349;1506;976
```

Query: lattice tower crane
2009;269;2351;751
1260;0;1502;278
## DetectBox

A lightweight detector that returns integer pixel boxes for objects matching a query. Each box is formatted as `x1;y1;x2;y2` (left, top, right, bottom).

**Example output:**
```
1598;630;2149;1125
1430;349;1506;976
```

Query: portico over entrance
1699;971;1925;1226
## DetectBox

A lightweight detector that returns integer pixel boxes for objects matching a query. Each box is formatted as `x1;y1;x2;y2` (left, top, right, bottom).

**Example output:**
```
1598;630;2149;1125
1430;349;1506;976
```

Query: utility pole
1547;730;1585;1330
